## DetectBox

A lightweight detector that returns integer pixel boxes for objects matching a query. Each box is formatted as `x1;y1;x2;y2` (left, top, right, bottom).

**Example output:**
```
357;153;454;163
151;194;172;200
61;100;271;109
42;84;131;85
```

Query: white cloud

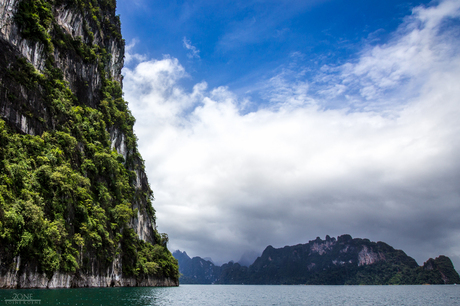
123;0;460;266
183;37;200;59
124;39;147;64
315;0;460;109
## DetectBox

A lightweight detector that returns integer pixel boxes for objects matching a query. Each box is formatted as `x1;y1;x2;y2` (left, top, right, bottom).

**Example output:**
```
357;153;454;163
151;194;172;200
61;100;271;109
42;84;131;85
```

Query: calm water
0;285;459;305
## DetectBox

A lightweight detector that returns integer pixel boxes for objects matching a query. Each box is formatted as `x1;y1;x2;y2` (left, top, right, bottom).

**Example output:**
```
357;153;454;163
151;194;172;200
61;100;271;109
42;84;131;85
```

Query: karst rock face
0;0;178;288
175;235;460;285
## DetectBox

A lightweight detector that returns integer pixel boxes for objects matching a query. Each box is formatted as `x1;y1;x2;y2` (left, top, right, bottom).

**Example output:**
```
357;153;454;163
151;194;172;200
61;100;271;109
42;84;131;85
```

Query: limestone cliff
175;235;460;285
173;251;220;284
0;0;178;288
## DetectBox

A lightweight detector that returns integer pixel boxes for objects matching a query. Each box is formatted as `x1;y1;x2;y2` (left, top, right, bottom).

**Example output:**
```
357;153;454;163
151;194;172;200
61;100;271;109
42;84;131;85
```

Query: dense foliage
0;0;178;281
174;236;459;285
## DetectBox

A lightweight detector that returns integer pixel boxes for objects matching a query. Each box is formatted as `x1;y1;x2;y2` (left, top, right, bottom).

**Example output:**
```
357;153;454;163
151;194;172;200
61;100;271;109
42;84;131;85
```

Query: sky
117;0;460;268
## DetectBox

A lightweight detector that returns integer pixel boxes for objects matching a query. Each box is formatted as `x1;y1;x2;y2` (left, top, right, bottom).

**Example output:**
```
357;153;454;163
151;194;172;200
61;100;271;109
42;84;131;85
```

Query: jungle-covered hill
174;235;460;285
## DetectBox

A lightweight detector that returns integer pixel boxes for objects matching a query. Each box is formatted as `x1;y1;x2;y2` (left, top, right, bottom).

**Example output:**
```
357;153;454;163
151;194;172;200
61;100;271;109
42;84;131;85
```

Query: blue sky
119;0;432;101
117;0;460;269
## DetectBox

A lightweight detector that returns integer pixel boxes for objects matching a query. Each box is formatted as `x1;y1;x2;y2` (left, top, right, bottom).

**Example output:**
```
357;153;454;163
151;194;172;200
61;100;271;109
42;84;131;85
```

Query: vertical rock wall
0;0;177;288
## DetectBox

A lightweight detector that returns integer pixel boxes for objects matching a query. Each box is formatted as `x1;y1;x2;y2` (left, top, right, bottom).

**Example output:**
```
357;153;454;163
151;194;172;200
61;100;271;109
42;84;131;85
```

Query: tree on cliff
0;0;178;287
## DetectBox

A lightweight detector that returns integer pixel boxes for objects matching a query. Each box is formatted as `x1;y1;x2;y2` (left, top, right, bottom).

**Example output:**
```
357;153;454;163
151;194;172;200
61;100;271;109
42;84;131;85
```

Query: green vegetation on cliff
174;235;460;285
0;0;178;283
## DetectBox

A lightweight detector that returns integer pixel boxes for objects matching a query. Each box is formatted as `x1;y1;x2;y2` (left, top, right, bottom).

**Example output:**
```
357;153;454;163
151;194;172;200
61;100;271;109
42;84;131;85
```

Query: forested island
174;235;460;285
0;0;178;288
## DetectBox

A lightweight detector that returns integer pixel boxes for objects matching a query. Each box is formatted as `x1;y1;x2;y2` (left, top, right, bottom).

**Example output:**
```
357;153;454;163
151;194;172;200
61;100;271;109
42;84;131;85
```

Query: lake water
0;285;459;305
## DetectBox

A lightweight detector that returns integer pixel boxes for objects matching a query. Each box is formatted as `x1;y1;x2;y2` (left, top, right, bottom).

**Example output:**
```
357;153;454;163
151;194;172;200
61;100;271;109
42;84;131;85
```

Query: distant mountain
173;251;220;284
174;235;460;285
237;250;261;267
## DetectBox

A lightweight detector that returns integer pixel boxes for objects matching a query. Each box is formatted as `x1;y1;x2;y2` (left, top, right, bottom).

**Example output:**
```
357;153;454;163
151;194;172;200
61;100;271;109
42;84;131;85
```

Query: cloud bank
123;0;460;267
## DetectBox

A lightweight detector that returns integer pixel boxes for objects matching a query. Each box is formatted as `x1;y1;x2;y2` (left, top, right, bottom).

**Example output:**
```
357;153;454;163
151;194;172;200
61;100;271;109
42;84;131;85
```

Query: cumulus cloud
183;37;200;59
124;39;147;64
315;0;460;110
123;0;460;267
